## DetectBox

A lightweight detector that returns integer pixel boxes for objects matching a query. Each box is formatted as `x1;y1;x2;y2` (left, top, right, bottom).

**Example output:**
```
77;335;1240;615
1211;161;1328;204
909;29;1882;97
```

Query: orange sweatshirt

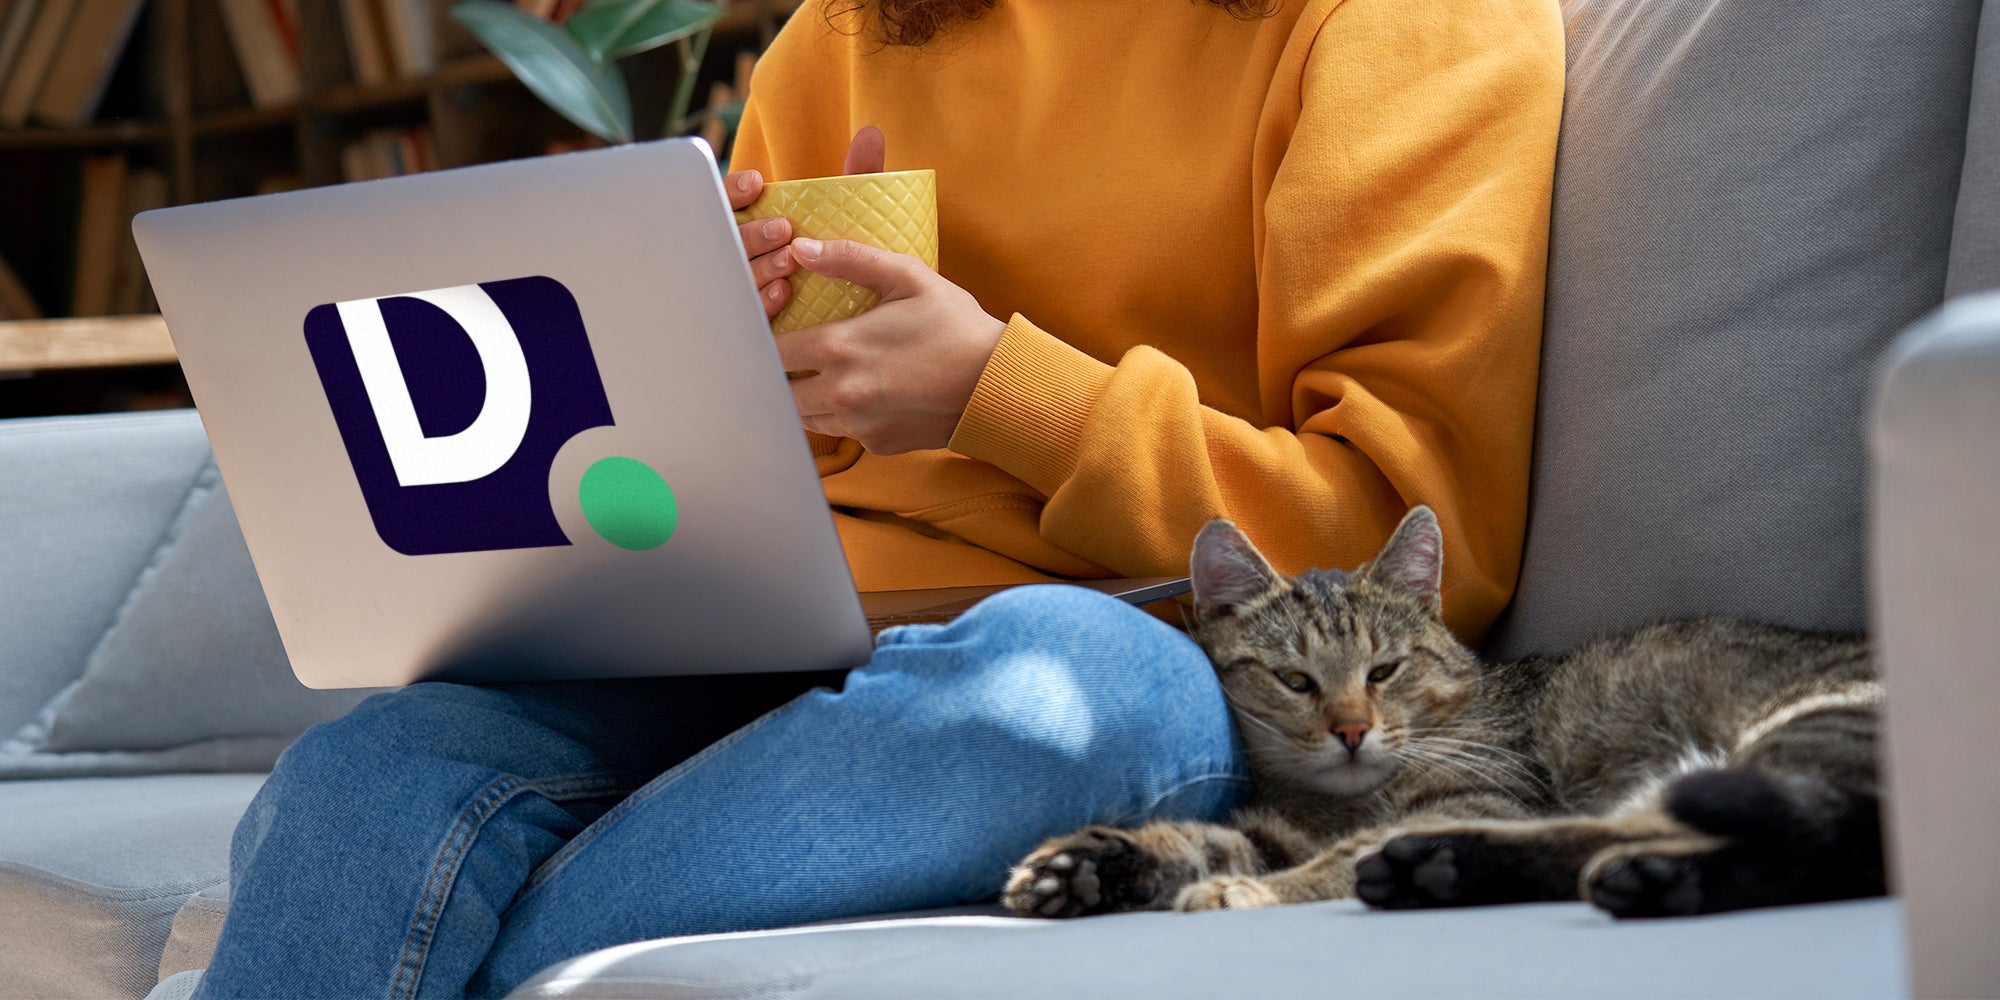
731;0;1563;642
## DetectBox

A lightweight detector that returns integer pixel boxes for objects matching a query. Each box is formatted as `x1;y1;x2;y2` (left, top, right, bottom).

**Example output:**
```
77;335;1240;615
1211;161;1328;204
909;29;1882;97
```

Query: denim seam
516;690;813;899
388;772;635;999
1103;771;1252;829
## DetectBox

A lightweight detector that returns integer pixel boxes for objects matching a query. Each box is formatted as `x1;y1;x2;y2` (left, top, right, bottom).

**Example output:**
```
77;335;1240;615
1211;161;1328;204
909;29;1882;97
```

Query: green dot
578;457;678;551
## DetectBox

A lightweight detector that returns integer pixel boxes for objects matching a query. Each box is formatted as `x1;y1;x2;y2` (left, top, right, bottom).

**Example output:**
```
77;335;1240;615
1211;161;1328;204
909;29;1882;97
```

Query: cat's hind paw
1003;826;1161;918
1173;875;1282;912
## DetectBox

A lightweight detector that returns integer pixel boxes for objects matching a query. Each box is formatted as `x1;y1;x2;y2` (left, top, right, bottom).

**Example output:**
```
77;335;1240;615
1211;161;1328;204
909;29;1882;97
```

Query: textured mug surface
734;169;938;334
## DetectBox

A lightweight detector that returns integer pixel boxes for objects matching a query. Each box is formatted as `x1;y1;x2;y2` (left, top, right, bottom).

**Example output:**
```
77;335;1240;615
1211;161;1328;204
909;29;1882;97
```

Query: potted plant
451;0;742;148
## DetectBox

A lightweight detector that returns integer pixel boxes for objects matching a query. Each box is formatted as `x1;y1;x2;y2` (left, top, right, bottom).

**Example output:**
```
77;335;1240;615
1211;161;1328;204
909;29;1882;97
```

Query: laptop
132;137;1188;689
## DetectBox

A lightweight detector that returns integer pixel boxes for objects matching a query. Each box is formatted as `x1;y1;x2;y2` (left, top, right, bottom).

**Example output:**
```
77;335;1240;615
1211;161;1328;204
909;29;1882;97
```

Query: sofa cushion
0;411;212;740
510;898;1905;999
6;459;376;771
157;882;229;982
1948;1;2000;298
0;774;263;999
1488;0;1982;657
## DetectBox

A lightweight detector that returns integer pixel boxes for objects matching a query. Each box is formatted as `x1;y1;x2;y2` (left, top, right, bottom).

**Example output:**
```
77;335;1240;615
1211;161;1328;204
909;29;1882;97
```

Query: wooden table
0;315;178;375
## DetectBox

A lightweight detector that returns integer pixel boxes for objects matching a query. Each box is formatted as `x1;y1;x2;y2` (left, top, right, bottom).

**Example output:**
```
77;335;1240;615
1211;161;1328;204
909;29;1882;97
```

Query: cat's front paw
1584;849;1707;918
1003;826;1162;918
1356;831;1567;909
1173;875;1282;912
1355;835;1470;909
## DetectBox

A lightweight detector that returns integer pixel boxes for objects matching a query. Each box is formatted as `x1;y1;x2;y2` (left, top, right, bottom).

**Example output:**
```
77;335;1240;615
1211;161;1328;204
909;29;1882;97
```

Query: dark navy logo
303;276;615;556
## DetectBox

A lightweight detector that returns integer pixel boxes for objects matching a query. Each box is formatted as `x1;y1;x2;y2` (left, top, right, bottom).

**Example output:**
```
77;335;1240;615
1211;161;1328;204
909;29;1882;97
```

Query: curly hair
826;0;1277;47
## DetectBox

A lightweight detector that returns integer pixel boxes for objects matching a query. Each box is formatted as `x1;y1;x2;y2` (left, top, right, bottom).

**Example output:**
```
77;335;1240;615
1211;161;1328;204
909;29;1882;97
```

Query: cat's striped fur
1002;506;1884;918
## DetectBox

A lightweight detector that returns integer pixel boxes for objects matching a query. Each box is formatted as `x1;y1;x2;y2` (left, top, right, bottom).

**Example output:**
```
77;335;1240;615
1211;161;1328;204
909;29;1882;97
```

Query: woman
192;0;1561;994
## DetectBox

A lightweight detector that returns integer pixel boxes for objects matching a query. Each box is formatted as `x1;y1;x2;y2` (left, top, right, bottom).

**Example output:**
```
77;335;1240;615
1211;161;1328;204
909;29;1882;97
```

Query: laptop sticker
304;276;675;555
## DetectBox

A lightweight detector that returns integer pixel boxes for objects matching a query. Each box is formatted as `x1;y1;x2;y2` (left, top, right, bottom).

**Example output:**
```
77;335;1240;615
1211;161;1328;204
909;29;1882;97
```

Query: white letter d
335;284;532;487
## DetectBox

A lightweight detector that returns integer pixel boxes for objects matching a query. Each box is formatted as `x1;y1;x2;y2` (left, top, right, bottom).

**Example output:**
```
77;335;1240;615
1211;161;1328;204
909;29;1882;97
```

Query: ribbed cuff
807;431;845;456
948;313;1115;498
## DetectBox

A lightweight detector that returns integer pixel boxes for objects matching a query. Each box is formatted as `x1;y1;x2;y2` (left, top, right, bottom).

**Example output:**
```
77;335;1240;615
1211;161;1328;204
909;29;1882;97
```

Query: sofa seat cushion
511;897;1905;999
0;774;263;999
157;882;230;982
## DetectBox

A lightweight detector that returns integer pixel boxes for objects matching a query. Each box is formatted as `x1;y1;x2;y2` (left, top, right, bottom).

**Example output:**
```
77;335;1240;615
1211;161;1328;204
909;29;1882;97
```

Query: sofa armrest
1871;292;2000;999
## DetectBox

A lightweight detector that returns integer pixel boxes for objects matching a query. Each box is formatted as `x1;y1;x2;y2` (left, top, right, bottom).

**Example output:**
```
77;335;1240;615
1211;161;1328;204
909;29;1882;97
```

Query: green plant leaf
451;0;634;144
567;0;724;63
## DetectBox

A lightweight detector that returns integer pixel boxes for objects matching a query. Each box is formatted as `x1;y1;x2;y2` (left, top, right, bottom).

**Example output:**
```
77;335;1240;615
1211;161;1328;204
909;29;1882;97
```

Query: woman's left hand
775;237;1007;455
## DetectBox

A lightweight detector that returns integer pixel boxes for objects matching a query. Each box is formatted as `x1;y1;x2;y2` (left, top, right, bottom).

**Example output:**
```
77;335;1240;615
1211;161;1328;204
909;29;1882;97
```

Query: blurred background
0;0;795;418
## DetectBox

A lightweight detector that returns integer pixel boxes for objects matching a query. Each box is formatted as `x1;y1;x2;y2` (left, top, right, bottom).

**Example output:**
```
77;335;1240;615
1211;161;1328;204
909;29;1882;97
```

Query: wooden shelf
0;121;170;148
0;315;177;374
193;104;297;137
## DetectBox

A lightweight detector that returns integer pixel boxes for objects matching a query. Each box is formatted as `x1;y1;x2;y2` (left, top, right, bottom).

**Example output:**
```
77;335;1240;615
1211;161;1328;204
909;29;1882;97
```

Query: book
341;125;434;181
108;167;166;314
0;0;78;127
0;251;40;320
379;0;432;78
70;153;126;316
261;0;296;63
216;0;300;107
31;0;147;126
0;0;41;97
338;0;391;84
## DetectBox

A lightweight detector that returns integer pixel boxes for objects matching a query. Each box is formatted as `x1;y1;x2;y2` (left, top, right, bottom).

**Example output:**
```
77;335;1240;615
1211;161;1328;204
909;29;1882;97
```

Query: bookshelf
0;0;791;418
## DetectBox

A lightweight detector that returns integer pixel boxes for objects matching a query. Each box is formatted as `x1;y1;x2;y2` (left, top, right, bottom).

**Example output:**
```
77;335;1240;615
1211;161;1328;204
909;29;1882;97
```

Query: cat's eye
1276;671;1318;694
1367;662;1401;685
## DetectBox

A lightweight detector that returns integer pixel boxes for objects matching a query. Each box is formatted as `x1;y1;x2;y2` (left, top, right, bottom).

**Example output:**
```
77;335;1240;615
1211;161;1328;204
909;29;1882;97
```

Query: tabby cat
1002;506;1884;919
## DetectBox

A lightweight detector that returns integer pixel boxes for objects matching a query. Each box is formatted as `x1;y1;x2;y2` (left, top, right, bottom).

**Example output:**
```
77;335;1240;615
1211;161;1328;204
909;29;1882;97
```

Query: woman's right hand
726;169;797;320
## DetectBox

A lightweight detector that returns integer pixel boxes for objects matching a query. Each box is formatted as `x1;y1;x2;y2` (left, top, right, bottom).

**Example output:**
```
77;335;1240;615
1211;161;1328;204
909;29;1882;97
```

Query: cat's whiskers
1395;741;1543;806
1221;699;1293;746
1402;737;1544;787
1406;735;1546;773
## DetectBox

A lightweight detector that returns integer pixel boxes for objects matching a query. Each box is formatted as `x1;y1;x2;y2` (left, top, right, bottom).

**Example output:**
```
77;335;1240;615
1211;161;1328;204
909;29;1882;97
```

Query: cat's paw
1584;849;1707;918
1003;826;1161;918
1355;835;1470;909
1355;831;1567;909
1173;875;1282;912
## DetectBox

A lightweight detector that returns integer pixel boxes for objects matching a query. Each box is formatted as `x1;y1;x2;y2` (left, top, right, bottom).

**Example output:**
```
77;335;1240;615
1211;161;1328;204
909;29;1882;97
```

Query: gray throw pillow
0;410;216;741
5;460;380;766
1486;0;1982;658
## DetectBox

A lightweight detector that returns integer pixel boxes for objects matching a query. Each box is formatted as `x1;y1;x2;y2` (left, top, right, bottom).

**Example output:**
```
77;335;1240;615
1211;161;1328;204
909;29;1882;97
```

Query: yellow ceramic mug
734;168;939;335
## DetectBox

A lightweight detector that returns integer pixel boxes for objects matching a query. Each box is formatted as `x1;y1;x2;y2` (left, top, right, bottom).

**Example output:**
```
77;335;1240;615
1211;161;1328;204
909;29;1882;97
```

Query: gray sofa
3;0;1997;995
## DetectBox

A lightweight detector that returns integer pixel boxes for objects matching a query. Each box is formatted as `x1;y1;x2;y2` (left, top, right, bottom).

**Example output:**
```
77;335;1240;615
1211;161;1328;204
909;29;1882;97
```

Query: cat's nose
1332;720;1370;753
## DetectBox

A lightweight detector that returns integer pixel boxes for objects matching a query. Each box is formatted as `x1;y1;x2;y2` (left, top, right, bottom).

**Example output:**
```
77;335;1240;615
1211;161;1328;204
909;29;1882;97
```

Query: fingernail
763;218;785;240
793;238;823;260
766;284;783;301
735;171;756;193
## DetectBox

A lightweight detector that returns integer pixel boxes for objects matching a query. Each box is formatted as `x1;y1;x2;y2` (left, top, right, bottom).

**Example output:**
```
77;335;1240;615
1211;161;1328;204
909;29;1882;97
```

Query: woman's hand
778;237;1007;455
723;127;888;320
723;168;797;320
734;126;1007;454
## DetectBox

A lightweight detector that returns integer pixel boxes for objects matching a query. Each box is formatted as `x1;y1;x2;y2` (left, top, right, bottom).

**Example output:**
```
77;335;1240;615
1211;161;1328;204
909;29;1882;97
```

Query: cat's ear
1363;506;1444;612
1191;519;1283;621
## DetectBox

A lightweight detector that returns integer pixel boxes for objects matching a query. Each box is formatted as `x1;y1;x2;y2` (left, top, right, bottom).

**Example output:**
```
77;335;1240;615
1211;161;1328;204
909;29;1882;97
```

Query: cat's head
1188;506;1481;798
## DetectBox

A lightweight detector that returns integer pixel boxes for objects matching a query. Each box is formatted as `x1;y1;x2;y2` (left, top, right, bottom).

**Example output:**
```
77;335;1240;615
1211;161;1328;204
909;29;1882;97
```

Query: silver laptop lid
133;138;874;688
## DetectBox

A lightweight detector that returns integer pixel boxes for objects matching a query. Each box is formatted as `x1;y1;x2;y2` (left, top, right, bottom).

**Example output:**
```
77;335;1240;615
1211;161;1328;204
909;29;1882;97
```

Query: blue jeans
193;585;1248;998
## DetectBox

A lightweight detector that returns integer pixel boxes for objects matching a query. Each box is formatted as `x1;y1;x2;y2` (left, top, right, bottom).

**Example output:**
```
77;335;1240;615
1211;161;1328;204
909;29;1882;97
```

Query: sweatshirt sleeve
728;12;869;478
946;0;1564;640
